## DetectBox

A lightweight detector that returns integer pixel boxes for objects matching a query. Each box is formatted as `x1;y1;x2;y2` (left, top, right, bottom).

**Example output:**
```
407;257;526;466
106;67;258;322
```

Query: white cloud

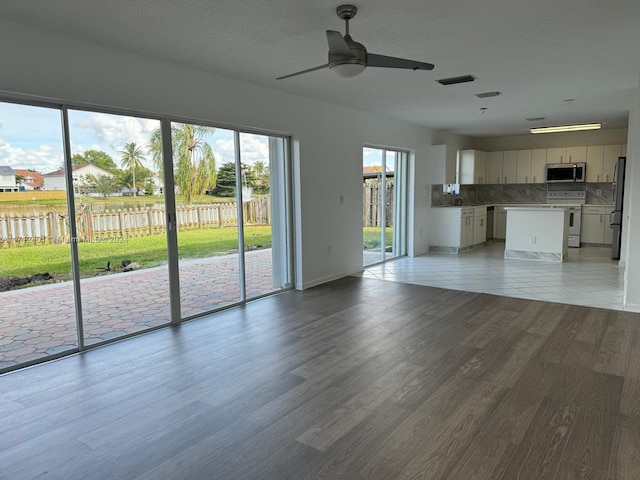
0;138;63;172
239;134;269;166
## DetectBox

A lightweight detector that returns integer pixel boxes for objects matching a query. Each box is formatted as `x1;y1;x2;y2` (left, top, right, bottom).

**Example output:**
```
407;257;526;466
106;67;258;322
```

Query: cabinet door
531;149;547;183
586;145;604;182
516;150;532;183
487;151;503;184
603;144;622;183
603;212;613;244
546;147;566;164
474;215;486;245
460;215;473;247
502;151;517;184
495;211;507;239
474;151;487;184
581;214;603;243
566;146;587;163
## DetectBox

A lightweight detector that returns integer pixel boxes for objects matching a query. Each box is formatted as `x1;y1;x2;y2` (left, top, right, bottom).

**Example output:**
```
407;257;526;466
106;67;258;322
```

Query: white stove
546;191;586;247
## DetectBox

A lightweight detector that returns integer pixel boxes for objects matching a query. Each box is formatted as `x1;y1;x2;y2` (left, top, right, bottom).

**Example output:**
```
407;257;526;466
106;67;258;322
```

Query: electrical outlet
530;235;537;245
596;189;602;196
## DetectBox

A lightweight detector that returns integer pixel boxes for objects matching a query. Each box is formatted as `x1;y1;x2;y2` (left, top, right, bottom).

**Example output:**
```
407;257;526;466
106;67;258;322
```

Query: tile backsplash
431;183;613;206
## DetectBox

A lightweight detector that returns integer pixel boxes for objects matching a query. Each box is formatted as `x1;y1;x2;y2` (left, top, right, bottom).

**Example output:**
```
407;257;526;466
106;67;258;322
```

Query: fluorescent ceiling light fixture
530;123;601;134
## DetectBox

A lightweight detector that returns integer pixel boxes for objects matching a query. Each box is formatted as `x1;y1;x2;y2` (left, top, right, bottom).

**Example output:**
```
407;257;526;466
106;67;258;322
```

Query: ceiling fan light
330;62;366;78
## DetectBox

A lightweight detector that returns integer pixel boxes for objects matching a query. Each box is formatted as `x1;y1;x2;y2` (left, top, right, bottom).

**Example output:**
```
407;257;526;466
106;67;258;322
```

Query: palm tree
149;124;216;203
119;142;146;197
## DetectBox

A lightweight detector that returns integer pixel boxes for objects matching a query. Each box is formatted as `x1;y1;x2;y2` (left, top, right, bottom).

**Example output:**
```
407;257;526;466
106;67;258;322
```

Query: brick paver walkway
0;249;276;370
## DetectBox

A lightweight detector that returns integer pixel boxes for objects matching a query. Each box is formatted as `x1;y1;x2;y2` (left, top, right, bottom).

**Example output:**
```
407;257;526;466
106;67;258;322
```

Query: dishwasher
486;206;494;240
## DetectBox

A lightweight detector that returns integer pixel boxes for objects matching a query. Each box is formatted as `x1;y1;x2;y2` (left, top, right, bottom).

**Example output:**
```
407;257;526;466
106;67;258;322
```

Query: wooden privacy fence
0;197;270;248
363;181;394;227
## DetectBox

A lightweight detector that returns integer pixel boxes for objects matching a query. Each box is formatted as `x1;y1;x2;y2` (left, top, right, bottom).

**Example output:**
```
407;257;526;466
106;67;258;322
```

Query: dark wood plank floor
1;276;639;480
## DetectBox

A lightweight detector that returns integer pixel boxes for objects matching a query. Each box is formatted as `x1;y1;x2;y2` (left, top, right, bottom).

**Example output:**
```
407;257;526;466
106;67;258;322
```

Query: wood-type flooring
1;276;639;479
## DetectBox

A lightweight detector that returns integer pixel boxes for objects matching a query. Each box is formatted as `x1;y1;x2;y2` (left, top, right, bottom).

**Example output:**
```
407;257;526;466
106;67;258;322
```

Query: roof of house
44;164;111;176
0;165;16;176
13;169;44;188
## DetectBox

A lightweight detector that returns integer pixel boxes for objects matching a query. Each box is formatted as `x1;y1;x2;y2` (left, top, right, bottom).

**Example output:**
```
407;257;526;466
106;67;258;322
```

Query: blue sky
0;101;269;174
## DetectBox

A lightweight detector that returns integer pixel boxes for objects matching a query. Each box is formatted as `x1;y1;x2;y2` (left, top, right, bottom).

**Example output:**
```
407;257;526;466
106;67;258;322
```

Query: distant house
0;165;18;192
43;164;113;195
363;165;394;180
13;169;44;191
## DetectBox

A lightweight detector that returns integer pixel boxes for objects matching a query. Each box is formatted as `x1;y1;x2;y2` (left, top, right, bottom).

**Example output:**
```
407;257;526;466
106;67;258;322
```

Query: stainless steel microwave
545;162;586;183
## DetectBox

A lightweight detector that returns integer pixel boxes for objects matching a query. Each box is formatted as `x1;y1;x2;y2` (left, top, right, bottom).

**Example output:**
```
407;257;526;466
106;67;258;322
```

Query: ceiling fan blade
367;53;434;71
326;30;354;56
276;63;330;80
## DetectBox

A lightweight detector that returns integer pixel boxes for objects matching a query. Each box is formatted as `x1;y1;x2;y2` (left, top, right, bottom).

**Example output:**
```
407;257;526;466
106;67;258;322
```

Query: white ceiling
2;0;639;137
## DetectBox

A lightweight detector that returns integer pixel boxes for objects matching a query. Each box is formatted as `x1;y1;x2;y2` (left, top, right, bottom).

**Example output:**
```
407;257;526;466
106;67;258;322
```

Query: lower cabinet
430;207;486;252
581;205;613;245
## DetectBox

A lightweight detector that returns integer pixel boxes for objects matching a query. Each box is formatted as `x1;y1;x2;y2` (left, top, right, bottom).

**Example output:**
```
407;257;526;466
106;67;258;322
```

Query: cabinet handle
526;176;528;183
606;174;610;182
533;176;536;182
504;177;508;183
496;176;500;183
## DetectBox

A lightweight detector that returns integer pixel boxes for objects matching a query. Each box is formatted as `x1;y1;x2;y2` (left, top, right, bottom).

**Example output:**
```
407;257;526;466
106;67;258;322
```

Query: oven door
568;206;582;247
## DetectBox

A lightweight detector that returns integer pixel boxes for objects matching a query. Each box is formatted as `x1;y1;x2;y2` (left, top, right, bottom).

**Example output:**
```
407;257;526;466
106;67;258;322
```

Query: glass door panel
172;123;241;318
239;133;290;299
67;110;171;346
363;148;384;266
384;150;396;260
0;102;78;370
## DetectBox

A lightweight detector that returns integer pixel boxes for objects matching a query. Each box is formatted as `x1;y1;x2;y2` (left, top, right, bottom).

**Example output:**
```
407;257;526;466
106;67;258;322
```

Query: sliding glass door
362;146;407;266
0;98;293;374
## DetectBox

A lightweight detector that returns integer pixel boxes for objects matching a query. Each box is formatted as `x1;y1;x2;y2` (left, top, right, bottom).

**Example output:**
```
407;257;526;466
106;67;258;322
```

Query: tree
211;162;237;197
247;161;270;195
71;150;119;173
119;142;146;197
150;124;217;203
87;174;116;198
114;166;153;195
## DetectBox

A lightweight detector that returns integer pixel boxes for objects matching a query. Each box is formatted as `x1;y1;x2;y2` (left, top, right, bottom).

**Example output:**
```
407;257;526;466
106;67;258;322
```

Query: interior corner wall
623;84;640;311
0;19;439;290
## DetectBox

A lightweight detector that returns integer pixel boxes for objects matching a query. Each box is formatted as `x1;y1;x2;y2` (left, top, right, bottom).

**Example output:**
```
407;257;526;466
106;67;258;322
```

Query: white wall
0;19;449;289
624;83;640;311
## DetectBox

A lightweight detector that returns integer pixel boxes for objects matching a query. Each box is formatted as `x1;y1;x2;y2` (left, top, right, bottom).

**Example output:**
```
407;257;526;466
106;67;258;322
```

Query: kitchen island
504;206;569;262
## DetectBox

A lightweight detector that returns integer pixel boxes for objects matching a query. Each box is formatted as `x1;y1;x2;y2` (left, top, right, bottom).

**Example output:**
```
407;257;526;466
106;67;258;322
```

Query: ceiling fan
277;4;434;80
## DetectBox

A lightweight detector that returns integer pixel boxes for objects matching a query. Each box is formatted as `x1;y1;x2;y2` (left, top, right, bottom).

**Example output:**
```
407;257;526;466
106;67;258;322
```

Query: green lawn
0;194;235;208
0;225;272;279
363;227;393;249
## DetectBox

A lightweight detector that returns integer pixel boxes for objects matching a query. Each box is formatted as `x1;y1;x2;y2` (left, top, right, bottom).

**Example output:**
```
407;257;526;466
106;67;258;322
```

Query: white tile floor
362;241;626;311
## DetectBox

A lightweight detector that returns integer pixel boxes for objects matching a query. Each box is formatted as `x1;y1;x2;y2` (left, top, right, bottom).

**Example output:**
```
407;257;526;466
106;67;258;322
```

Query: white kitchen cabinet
430;144;458;184
459;149;487;184
429;207;477;251
487;151;503;184
474;206;487;245
545;146;586;164
494;206;507;239
566;146;587;163
461;209;475;247
546;147;566;164
516;150;532;183
531;149;547;183
581;205;613;244
603;144;623;183
502;150;517;184
586;145;604;182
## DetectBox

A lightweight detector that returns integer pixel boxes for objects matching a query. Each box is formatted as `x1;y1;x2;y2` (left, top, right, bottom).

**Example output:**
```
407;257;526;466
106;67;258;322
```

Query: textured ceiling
1;0;639;137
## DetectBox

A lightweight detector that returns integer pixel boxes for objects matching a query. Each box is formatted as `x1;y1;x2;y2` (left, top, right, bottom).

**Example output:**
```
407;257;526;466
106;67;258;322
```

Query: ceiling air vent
476;91;501;98
526;117;546;122
436;75;476;86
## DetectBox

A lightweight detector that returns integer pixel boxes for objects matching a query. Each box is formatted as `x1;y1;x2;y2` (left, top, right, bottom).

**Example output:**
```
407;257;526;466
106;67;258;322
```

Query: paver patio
0;249;277;370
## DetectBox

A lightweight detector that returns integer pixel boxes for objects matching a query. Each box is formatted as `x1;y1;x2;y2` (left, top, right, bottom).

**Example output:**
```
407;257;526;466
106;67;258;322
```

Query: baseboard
298;270;359;290
624;302;640;313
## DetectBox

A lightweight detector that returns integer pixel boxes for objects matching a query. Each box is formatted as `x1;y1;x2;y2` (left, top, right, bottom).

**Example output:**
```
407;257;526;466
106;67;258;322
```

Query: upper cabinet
502;150;517;184
459;149;487;184
586;145;604;182
487;151;503;184
516;150;532;183
546;146;586;164
531;149;547;183
430;144;457;184
603;144;624;183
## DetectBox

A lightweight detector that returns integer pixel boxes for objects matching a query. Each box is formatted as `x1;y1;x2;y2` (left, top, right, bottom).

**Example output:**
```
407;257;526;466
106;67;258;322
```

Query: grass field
363;226;393;250
0;194;235;208
0;225;272;279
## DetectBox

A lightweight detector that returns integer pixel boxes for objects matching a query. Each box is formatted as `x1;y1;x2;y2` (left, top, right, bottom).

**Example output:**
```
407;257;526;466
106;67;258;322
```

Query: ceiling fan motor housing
329;35;367;77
